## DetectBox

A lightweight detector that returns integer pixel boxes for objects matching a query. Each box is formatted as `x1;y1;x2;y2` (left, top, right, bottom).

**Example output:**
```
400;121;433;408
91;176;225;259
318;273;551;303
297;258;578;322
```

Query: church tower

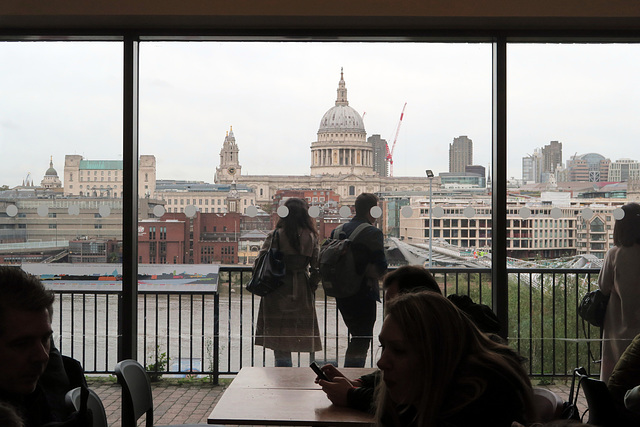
226;180;241;213
215;126;242;183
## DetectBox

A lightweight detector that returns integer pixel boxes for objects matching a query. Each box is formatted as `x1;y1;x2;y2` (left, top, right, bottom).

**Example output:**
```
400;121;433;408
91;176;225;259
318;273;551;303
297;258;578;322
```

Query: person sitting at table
318;265;502;413
375;291;534;426
0;266;91;427
607;332;640;423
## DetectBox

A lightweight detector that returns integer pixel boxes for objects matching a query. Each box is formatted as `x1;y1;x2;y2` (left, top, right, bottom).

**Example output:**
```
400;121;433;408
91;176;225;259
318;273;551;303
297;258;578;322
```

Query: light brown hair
375;291;533;426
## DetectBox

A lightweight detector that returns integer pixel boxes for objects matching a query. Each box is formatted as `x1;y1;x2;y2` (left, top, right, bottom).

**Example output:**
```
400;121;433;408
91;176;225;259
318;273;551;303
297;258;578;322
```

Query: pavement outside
88;376;589;426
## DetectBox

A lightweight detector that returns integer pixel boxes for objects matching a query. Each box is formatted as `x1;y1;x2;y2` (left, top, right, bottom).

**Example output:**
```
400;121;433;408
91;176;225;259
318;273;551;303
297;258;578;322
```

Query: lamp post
426;170;434;268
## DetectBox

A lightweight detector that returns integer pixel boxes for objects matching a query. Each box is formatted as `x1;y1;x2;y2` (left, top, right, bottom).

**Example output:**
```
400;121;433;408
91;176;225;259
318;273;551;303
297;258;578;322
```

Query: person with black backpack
326;193;387;368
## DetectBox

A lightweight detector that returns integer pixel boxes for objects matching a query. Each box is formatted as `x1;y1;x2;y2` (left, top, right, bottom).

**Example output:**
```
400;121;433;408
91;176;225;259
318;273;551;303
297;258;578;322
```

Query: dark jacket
331;217;387;300
0;345;89;427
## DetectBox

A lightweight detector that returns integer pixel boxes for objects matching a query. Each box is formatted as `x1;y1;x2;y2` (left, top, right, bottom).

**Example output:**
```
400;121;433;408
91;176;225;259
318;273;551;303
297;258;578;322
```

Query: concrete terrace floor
89;376;589;426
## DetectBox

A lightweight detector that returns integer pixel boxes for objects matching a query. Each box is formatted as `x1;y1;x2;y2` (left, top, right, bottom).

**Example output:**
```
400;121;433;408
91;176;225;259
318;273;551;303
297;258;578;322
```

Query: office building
609;158;640;182
64;154;157;198
369;134;389;177
565;153;610;182
542;141;563;180
449;135;473;173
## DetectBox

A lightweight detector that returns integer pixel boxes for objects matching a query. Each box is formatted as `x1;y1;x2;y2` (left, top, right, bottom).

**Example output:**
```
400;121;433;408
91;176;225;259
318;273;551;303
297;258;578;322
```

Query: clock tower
215;126;242;183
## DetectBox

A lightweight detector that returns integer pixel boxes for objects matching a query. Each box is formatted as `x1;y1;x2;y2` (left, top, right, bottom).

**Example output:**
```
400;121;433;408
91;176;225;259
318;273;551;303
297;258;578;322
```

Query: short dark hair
382;265;441;294
613;203;640;247
354;193;378;218
0;267;54;335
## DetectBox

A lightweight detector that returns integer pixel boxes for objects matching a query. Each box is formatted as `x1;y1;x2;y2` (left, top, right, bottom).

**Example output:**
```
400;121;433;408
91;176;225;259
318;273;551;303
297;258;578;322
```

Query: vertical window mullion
119;34;140;364
492;36;508;340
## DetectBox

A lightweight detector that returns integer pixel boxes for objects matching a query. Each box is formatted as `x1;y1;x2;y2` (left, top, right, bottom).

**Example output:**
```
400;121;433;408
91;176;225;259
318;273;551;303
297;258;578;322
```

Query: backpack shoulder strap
349;223;372;242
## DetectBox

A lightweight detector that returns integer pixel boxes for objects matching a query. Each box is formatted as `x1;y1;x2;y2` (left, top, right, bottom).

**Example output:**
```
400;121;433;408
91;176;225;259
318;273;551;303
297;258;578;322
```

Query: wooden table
208;367;376;425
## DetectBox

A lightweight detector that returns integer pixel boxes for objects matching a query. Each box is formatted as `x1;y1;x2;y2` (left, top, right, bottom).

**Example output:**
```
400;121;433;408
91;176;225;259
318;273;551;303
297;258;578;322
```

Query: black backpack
319;223;371;298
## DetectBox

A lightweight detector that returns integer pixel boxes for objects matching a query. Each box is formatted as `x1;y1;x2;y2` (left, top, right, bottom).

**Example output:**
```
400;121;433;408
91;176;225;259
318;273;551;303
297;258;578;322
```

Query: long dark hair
275;198;317;251
613;202;640;247
375;292;534;426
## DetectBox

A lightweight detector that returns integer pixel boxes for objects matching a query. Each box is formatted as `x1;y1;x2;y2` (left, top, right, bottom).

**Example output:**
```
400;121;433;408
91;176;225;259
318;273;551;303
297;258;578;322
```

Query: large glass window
5;35;635;378
508;44;640;262
507;43;640;374
0;41;123;371
138;41;491;368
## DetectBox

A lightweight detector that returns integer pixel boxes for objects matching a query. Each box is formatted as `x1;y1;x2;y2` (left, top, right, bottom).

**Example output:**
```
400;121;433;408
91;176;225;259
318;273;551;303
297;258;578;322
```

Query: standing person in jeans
333;193;387;368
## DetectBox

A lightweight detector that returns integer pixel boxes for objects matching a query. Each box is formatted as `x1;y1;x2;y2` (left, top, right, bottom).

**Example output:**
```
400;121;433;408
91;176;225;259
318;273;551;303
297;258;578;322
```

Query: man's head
0;267;55;396
354;193;379;224
382;265;441;302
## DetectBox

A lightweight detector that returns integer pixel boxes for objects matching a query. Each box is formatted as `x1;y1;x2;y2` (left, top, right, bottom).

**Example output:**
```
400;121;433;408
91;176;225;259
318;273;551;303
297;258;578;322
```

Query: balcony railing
50;266;603;382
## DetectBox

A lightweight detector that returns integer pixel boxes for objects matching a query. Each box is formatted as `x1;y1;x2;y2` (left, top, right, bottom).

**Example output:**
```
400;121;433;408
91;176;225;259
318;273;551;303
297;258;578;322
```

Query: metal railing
50;266;604;381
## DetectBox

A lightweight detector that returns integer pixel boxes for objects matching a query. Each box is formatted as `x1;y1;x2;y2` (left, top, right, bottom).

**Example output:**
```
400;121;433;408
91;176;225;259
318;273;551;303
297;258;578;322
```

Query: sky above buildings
1;41;640;187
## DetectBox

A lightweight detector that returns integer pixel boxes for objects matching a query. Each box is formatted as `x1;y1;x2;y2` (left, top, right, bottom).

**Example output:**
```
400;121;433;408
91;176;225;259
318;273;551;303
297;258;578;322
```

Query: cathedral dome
45;157;58;176
319;105;365;133
317;68;365;134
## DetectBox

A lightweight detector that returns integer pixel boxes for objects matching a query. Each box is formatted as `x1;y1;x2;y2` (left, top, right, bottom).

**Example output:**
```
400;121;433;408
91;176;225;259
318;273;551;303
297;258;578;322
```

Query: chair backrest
579;374;622;426
65;386;109;427
115;359;155;427
532;387;564;422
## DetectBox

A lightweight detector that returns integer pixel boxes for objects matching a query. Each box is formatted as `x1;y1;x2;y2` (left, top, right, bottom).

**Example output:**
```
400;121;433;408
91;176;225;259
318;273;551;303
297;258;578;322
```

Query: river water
51;284;384;375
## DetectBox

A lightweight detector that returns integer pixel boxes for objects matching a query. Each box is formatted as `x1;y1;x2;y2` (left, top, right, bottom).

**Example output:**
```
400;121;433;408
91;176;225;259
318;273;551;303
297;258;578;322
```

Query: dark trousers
336;289;377;368
273;350;292;367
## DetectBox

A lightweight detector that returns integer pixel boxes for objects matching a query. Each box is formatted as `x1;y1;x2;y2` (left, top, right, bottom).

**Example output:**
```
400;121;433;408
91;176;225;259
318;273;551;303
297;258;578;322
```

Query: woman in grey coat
254;198;322;366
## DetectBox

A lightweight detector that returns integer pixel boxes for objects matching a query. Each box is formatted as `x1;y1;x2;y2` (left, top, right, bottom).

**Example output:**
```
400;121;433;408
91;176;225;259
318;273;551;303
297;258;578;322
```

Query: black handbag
578;289;610;328
246;230;286;296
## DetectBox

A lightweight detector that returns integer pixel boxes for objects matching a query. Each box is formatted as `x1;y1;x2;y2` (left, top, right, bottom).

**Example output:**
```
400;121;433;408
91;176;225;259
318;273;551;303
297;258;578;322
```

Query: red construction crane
385;102;407;177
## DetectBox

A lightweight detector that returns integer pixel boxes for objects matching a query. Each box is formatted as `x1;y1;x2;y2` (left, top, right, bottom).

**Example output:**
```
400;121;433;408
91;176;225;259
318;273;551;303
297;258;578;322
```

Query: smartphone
310;361;329;381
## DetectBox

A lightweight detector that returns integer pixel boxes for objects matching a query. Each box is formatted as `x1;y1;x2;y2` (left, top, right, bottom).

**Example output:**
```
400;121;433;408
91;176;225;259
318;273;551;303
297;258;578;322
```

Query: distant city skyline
2;42;640;187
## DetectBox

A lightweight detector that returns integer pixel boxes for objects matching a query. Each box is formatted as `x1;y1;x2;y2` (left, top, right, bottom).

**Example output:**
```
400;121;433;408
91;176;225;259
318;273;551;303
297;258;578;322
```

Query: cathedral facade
214;70;429;206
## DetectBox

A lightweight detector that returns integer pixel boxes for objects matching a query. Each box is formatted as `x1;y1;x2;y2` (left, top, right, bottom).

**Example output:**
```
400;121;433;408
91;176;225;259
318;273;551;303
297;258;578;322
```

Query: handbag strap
271;229;280;249
580;316;603;364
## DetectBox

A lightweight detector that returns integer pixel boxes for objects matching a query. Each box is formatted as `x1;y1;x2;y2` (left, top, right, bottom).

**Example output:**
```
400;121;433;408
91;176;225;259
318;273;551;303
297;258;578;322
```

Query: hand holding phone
310;361;329;381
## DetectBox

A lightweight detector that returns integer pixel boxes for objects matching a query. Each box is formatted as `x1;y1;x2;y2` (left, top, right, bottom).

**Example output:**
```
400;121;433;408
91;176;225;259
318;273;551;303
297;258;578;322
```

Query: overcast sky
1;41;639;187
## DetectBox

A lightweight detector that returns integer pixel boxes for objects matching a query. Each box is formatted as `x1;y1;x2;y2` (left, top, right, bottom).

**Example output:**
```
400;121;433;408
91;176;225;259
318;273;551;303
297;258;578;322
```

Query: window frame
3;27;638;359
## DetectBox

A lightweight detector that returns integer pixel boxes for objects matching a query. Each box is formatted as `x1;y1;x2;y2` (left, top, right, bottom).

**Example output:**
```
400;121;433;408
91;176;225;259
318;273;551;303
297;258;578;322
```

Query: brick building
138;212;241;265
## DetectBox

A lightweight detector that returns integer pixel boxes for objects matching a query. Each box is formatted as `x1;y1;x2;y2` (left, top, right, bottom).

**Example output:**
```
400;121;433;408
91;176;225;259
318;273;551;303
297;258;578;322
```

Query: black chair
576;367;625;427
65;386;109;427
115;359;207;427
